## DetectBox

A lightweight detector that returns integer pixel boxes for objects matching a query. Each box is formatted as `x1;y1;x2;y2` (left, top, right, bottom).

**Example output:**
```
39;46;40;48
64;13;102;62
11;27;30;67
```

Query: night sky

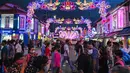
0;0;125;24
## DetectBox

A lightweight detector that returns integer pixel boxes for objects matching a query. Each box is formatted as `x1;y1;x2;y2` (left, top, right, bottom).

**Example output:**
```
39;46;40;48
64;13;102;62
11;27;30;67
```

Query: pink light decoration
78;1;96;10
96;1;111;18
118;8;124;29
59;30;79;39
101;19;107;24
89;2;96;9
60;1;76;11
41;3;48;10
46;18;91;25
27;18;32;24
20;17;24;29
64;19;73;24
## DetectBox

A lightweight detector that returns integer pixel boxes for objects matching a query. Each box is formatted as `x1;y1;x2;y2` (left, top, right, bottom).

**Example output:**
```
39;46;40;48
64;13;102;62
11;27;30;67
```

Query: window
5;16;10;28
112;13;117;30
31;18;34;30
20;17;24;29
1;14;14;28
114;21;116;29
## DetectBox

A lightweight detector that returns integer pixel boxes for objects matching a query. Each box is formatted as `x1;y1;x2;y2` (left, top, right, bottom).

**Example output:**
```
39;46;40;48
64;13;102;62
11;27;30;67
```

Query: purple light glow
118;8;124;29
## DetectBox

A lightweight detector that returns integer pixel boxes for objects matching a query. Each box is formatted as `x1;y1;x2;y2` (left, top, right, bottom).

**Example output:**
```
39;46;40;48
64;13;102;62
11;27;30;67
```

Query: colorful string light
96;1;111;18
60;0;76;11
46;17;92;25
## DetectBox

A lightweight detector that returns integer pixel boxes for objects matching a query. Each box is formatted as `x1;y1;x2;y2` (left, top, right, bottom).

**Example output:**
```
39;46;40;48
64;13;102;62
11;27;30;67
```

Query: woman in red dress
45;42;51;72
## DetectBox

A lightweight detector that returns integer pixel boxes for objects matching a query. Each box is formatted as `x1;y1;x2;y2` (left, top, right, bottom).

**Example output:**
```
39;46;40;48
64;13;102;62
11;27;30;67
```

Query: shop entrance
1;33;12;41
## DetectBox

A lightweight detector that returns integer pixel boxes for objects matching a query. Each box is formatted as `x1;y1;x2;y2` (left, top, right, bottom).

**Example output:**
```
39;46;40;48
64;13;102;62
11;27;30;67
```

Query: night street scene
0;0;130;73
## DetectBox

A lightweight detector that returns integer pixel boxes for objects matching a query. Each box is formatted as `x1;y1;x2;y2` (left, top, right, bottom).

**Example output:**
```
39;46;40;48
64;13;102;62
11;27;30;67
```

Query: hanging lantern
76;0;82;5
54;0;60;6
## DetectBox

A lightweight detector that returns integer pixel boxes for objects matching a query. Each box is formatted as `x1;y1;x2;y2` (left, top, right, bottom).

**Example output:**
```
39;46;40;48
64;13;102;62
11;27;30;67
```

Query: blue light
18;16;19;29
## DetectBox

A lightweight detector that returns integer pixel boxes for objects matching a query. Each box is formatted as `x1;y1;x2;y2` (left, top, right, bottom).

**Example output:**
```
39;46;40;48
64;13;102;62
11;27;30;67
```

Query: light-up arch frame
26;1;111;37
27;1;110;24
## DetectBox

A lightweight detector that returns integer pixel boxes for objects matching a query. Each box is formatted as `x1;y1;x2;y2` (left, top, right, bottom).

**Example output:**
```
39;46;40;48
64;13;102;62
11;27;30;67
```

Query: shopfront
118;27;130;49
128;36;130;49
0;30;13;42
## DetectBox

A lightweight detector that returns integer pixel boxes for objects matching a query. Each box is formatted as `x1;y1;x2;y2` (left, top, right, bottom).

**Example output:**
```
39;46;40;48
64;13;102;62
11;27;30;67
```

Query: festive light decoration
46;17;92;25
54;0;60;6
96;1;111;18
76;0;82;5
78;0;96;10
27;0;110;20
55;27;84;39
47;0;58;10
40;3;48;10
60;0;76;11
26;0;110;32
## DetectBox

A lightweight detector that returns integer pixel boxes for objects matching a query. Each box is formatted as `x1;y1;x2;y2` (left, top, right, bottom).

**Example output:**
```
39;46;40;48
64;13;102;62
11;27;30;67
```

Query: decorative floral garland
26;0;110;36
27;1;111;23
46;17;92;25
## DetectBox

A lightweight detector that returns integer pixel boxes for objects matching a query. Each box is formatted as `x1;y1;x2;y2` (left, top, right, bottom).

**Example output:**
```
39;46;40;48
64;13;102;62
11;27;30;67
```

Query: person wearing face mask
87;41;99;73
77;41;93;73
26;47;37;63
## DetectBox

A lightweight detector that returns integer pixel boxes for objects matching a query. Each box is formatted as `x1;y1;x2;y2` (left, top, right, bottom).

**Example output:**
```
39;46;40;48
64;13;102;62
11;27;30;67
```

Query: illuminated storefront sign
2;30;11;33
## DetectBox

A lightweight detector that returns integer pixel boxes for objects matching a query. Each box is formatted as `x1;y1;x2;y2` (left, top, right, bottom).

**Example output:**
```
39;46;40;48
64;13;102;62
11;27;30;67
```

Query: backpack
121;49;130;65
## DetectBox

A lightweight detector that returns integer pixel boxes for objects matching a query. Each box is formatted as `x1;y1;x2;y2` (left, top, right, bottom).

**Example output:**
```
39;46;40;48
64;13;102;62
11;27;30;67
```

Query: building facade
95;0;130;48
0;3;39;45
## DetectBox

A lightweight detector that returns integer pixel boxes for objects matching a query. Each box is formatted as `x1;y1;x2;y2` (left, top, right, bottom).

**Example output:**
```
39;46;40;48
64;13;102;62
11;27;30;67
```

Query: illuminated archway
26;0;111;37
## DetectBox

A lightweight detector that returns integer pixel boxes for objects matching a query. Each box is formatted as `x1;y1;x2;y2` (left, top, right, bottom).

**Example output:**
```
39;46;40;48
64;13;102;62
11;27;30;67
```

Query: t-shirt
77;54;93;73
15;44;22;53
1;46;8;60
41;44;45;56
120;48;130;64
53;51;61;67
106;46;113;58
75;44;83;54
64;44;69;56
45;47;51;57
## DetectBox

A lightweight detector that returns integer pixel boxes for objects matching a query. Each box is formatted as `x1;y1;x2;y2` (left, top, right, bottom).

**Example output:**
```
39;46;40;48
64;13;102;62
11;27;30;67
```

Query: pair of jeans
61;56;75;71
52;67;60;73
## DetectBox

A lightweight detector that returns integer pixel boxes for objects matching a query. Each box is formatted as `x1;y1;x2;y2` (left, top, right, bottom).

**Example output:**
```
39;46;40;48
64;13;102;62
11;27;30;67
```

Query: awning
118;26;130;36
93;34;104;38
106;31;120;38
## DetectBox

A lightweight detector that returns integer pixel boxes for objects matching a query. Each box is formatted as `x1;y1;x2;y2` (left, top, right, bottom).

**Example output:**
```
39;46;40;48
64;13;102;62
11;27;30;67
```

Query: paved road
0;47;77;73
35;47;77;73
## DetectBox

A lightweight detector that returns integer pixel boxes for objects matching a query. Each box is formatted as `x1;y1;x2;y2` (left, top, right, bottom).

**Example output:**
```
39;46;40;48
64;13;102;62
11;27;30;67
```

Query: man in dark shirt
1;40;8;66
77;41;93;73
75;40;83;56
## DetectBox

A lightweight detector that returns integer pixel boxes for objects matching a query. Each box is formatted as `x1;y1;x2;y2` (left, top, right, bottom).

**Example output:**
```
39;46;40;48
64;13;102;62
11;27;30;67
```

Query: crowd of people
0;39;130;73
